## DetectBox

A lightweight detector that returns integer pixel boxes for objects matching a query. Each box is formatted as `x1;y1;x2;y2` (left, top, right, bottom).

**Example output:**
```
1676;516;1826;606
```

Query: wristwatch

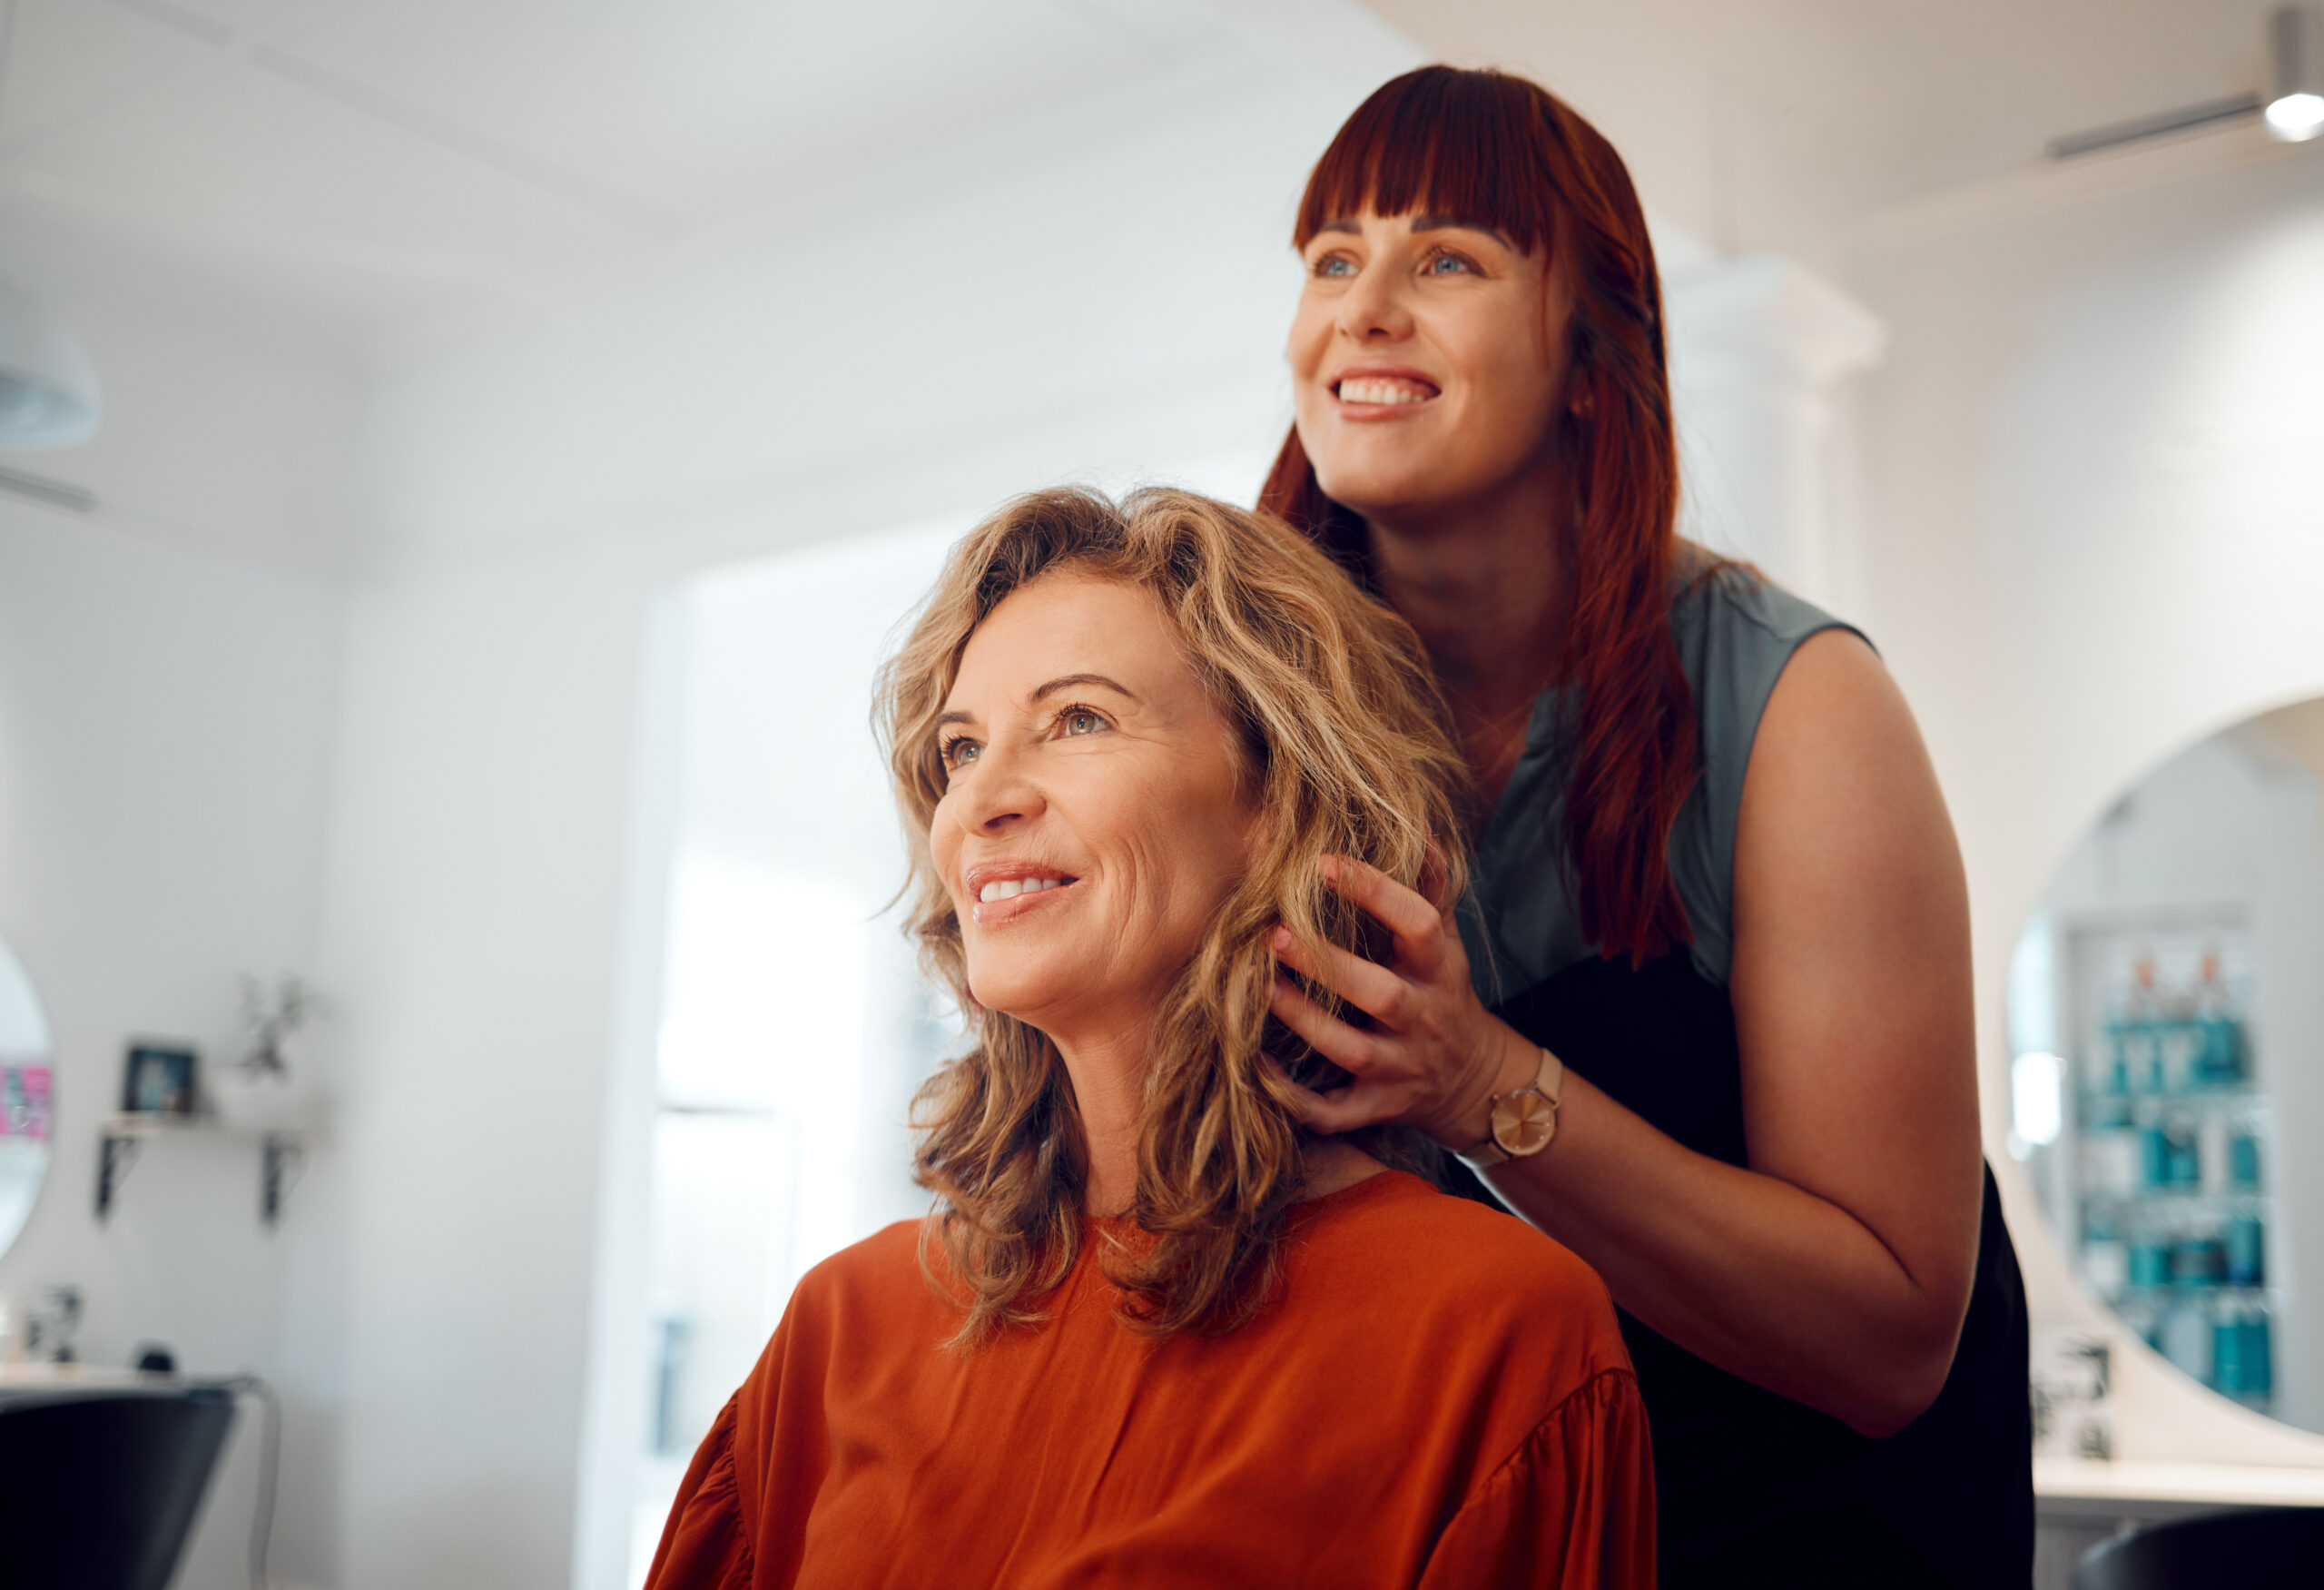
1457;1046;1565;1169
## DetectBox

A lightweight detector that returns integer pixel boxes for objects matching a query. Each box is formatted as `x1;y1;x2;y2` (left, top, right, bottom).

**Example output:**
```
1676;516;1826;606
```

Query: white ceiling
0;0;2311;333
1364;0;2304;255
0;0;1256;324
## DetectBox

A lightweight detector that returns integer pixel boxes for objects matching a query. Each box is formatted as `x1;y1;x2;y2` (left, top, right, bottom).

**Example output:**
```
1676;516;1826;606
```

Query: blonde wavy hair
877;486;1472;1343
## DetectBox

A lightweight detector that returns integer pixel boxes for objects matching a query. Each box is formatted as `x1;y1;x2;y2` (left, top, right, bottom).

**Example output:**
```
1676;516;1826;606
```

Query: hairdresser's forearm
1480;1048;1968;1438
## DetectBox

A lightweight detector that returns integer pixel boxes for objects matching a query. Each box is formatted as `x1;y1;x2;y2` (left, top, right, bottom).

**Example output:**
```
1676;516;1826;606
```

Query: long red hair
1260;65;1698;966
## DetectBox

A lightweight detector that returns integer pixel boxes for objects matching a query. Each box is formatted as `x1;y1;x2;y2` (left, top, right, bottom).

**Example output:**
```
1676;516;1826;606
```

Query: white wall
0;233;359;1585
1846;126;2324;1462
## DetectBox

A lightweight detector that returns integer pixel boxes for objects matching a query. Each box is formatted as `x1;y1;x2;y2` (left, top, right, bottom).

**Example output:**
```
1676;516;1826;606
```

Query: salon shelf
94;1114;309;1226
2079;1190;2270;1217
2082;1083;2263;1109
2104;1283;2274;1304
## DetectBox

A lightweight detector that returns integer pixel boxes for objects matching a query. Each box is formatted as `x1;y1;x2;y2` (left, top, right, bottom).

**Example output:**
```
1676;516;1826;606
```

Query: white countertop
0;1362;157;1388
2037;1456;2324;1507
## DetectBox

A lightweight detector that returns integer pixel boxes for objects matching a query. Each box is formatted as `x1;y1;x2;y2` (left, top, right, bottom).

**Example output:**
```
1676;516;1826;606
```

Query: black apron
1448;949;2034;1587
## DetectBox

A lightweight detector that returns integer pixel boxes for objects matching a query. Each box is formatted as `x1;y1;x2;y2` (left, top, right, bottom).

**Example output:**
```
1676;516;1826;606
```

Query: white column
1666;254;1887;609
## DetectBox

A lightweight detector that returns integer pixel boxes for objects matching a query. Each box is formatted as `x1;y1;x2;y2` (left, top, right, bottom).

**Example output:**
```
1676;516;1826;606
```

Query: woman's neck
1049;1022;1147;1218
1049;1022;1384;1218
1364;471;1569;803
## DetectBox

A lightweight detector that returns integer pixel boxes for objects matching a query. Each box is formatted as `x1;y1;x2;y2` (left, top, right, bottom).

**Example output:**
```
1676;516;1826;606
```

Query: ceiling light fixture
0;0;103;449
2267;5;2324;141
2048;5;2324;158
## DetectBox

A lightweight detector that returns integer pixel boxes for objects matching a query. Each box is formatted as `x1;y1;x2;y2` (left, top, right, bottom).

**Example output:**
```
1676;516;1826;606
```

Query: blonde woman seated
645;489;1653;1590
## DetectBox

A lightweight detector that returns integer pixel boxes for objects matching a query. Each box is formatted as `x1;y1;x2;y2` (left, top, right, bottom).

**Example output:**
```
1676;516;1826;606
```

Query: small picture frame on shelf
121;1042;199;1118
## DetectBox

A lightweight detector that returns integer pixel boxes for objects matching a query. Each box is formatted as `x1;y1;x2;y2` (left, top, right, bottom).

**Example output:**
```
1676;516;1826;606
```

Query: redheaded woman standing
1260;67;2033;1588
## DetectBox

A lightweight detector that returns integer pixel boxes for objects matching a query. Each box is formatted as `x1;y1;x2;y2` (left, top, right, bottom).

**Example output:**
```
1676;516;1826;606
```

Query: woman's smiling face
1289;209;1573;524
931;574;1256;1040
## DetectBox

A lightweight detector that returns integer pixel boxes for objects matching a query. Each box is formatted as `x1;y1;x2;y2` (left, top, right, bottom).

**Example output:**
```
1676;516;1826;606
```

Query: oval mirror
0;938;53;1259
2009;695;2324;1435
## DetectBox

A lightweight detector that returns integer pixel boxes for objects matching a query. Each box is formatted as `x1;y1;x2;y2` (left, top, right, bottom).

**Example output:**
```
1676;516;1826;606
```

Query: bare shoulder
1738;627;1963;919
1751;628;1928;796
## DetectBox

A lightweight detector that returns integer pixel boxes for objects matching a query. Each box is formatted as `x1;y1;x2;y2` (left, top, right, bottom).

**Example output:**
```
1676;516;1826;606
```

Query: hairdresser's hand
1265;854;1537;1150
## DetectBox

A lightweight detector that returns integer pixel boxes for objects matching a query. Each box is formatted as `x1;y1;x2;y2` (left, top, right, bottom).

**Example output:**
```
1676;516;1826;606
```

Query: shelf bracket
95;1131;143;1221
261;1131;306;1227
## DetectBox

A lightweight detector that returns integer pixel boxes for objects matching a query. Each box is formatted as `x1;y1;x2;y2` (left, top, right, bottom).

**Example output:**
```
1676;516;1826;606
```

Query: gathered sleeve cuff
1417;1368;1658;1590
644;1395;757;1590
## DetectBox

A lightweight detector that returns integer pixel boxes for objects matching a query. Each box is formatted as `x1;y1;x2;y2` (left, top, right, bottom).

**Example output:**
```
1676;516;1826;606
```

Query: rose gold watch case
1490;1088;1559;1157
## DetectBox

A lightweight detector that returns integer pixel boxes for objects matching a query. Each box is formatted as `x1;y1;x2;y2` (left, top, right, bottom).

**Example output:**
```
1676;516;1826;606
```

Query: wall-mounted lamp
2050;5;2324;157
2266;5;2324;142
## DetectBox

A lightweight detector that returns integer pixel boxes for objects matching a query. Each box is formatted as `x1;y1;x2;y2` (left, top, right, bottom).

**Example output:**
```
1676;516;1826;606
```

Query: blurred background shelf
95;1116;308;1227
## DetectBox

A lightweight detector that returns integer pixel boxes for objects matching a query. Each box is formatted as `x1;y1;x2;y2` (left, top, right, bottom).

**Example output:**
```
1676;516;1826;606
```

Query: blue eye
940;736;980;770
1424;252;1472;275
1061;708;1106;736
1315;255;1356;279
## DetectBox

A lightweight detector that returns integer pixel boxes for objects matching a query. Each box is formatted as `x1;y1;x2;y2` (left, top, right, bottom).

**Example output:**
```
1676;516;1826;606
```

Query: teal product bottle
2141;1123;2171;1189
2124;960;2163;1095
2194;951;2244;1087
2227;1212;2265;1289
2214;1303;2246;1394
2129;1239;2171;1289
2230;1128;2262;1190
2163;1120;2201;1188
2097;1021;2133;1128
2245;1310;2274;1397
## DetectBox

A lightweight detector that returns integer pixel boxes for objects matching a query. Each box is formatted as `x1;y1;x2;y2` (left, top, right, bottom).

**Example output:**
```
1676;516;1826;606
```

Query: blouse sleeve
643;1395;756;1590
1416;1368;1658;1590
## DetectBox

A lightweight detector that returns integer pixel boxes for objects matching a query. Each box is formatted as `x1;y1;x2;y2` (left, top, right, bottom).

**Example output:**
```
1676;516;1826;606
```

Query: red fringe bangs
1292;68;1561;261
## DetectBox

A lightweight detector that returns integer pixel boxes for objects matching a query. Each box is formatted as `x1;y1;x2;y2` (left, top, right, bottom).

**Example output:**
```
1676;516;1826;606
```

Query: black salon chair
2075;1506;2324;1588
0;1384;236;1590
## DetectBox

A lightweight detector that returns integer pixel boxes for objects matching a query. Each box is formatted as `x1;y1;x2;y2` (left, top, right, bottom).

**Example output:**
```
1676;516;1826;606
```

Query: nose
948;741;1044;838
1335;254;1413;343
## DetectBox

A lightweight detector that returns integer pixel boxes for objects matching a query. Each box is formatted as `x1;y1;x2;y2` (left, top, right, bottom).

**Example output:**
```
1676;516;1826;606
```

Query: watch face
1491;1091;1557;1157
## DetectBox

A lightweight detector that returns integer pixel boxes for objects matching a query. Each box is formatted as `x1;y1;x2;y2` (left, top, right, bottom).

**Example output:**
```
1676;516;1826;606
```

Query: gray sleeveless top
1457;550;1866;1002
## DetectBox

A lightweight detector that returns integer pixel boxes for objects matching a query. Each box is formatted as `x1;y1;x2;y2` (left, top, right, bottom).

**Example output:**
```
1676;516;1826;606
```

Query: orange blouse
645;1170;1654;1590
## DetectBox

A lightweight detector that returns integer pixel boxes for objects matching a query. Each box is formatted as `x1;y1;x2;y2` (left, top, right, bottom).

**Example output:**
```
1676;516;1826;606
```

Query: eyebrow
934;672;1138;729
1032;672;1136;704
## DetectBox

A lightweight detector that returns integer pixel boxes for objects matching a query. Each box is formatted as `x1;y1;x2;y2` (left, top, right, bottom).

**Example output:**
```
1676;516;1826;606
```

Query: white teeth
978;877;1066;903
1339;378;1433;406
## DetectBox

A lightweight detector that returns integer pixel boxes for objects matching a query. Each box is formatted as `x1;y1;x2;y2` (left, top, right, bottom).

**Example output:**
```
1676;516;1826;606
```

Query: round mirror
0;939;52;1259
2010;695;2324;1435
